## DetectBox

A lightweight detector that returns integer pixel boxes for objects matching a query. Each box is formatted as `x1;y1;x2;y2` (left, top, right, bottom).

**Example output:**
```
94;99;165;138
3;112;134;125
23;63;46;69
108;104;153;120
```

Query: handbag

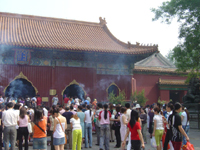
182;142;194;150
151;136;157;148
27;123;32;133
57;118;67;144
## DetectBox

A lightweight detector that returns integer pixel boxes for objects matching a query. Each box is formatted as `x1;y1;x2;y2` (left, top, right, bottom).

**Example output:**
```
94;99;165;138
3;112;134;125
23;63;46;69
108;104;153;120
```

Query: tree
151;0;200;82
130;90;148;107
108;90;126;105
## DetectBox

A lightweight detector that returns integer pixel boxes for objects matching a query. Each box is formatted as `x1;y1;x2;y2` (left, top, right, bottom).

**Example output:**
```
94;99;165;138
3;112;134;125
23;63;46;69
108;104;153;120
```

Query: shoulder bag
35;123;46;134
57;117;67;144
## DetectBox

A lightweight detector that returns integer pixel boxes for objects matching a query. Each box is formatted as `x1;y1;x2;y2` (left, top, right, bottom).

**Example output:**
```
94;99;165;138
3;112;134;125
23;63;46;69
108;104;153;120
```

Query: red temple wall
0;65;52;99
133;73;187;105
0;65;132;105
95;74;132;102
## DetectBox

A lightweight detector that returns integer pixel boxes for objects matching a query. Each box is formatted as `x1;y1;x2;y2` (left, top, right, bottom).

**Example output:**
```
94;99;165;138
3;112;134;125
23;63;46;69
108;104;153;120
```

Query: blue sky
0;0;180;56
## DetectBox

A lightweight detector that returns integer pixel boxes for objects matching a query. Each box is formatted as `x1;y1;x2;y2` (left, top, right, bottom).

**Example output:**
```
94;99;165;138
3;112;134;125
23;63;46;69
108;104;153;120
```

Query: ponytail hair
103;104;108;120
87;105;91;116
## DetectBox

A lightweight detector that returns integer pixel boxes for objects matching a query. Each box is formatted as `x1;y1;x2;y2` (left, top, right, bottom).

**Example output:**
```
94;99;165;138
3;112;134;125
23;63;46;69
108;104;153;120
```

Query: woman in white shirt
153;107;164;150
70;113;82;150
53;108;67;150
84;105;93;148
181;106;190;145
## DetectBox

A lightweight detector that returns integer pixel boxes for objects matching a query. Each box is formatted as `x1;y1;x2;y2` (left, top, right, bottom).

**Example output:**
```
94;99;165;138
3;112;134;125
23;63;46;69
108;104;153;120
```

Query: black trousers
18;127;29;150
163;129;171;150
49;131;55;150
131;140;141;150
0;127;2;150
114;126;121;147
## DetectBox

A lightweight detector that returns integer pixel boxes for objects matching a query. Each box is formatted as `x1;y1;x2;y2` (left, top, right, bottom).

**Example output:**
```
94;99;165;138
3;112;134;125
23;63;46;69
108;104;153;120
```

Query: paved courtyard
6;129;200;150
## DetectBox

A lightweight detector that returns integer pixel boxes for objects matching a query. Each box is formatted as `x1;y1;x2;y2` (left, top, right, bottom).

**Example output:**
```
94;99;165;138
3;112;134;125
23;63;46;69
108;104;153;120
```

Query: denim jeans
100;124;110;150
85;122;92;148
182;125;189;145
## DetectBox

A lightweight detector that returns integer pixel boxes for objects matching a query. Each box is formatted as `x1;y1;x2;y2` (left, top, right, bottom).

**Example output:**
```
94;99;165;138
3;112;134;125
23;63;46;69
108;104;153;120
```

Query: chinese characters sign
14;49;31;65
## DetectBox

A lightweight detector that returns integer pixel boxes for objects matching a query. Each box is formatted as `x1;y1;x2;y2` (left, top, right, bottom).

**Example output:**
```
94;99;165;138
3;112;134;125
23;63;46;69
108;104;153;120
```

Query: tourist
148;105;154;138
0;106;3;150
84;105;93;148
2;102;19;150
70;105;76;115
112;105;121;148
0;95;4;108
25;96;31;108
74;96;80;106
163;102;174;150
122;110;145;150
32;108;47;150
18;107;30;150
77;105;85;148
70;113;82;150
99;104;111;150
109;103;115;142
152;106;164;150
95;103;103;146
62;107;73;149
53;108;67;150
63;95;69;107
120;107;128;143
125;103;131;121
168;102;189;150
92;99;97;107
140;107;147;144
52;94;59;106
181;106;190;145
48;110;55;150
31;98;37;108
59;105;65;115
14;103;21;147
36;95;42;106
42;106;48;118
82;104;86;112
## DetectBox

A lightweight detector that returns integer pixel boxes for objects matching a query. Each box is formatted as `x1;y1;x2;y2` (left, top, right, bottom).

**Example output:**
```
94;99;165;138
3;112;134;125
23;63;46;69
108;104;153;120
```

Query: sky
0;0;180;57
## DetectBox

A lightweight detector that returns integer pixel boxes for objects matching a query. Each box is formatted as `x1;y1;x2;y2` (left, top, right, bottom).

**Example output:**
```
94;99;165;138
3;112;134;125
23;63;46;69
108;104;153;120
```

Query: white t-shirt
2;109;19;127
126;109;131;121
84;110;93;123
153;114;164;130
181;111;189;126
70;118;82;131
43;108;48;117
166;111;172;129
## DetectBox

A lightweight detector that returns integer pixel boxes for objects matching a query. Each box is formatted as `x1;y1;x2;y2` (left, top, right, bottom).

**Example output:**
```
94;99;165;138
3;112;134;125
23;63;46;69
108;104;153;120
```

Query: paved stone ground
5;129;200;150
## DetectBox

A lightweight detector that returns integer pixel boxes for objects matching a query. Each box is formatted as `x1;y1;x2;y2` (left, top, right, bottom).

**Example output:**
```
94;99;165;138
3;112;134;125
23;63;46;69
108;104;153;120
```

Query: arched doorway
107;83;120;97
62;80;86;101
4;72;38;99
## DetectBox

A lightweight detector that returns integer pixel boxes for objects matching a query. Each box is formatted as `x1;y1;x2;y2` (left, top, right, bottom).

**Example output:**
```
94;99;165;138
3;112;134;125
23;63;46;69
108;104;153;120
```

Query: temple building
0;12;187;105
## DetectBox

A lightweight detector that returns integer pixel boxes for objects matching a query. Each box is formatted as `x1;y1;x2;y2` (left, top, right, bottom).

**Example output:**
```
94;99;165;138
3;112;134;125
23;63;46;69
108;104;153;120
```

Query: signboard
14;49;31;65
42;97;49;102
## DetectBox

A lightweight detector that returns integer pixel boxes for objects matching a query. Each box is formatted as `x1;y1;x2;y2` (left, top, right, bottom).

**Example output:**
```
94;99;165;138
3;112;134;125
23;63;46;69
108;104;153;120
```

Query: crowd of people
0;93;191;150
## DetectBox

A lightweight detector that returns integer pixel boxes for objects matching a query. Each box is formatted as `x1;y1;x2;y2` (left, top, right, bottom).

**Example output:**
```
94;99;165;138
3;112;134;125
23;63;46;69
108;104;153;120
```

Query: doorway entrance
62;80;86;101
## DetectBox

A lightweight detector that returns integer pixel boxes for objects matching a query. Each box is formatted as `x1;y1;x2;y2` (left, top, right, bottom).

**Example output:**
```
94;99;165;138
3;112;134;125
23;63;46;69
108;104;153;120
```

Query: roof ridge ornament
128;41;131;49
99;17;107;26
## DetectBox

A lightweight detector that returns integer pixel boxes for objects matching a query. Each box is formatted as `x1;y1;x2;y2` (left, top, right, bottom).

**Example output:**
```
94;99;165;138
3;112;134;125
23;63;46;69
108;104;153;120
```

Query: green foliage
158;97;167;105
108;90;126;105
152;0;200;79
130;90;148;107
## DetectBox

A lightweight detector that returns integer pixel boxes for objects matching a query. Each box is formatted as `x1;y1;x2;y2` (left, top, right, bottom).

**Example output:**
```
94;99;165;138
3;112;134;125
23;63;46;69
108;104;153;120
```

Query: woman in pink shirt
18;107;30;150
99;104;111;150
